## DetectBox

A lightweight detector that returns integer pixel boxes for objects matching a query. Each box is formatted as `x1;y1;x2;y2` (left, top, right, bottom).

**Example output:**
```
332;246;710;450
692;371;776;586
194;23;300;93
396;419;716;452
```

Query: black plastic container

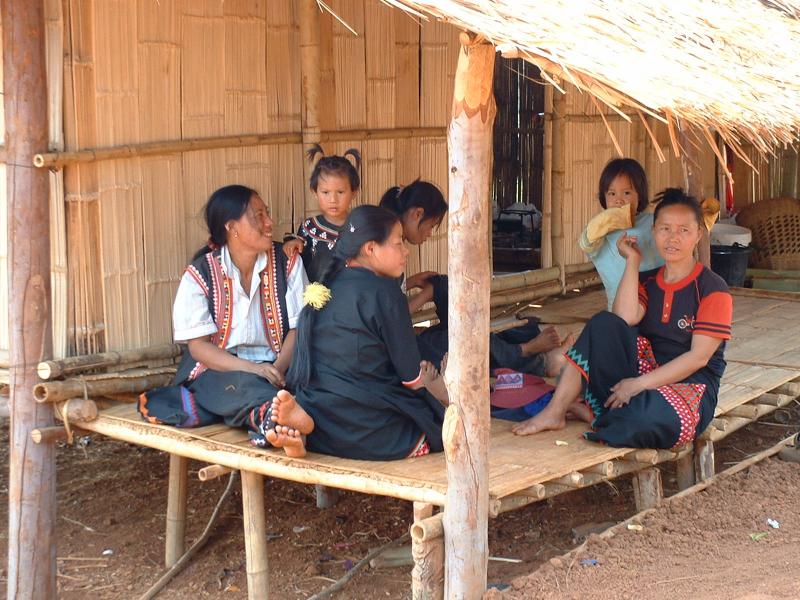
710;244;752;287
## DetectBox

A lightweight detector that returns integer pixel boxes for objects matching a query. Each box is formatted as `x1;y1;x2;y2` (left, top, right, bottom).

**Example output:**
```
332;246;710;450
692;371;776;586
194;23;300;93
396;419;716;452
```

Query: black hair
306;143;361;192
287;205;400;389
652;187;704;226
379;179;448;225
597;158;649;213
192;184;257;260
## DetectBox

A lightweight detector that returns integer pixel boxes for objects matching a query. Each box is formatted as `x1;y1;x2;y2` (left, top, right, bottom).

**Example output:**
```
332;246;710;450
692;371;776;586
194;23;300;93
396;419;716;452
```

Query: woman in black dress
264;205;446;460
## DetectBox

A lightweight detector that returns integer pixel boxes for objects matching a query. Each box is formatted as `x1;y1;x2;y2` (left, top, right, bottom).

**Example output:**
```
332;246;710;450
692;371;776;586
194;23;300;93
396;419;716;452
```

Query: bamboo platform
52;286;800;599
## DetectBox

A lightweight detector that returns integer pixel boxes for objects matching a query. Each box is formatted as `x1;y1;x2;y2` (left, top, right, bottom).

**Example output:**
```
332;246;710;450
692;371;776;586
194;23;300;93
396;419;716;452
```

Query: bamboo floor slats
63;287;800;509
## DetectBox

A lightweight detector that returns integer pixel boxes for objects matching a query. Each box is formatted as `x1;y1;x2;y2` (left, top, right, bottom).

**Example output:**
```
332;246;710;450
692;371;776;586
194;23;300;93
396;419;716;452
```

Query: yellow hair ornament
303;282;332;310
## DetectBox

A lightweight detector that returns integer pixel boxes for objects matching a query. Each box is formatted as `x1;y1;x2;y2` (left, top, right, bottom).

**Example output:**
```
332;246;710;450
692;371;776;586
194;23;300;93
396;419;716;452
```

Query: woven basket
736;197;800;270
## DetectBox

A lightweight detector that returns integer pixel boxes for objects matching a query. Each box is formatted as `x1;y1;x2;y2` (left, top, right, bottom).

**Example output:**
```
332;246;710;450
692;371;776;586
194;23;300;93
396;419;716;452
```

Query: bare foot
271;389;314;435
266;426;307;458
419;360;439;386
565;400;593;423
419;360;449;406
544;332;577;377
511;405;567;436
520;326;560;356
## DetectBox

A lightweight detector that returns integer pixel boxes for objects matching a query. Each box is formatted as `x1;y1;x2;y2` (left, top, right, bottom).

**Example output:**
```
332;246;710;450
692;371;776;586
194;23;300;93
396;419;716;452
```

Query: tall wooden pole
3;1;57;598
443;32;495;600
298;0;322;218
550;89;566;282
678;127;710;267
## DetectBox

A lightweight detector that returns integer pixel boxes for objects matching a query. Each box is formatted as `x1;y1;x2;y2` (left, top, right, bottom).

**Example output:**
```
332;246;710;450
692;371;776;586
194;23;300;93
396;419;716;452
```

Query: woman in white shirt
139;185;308;451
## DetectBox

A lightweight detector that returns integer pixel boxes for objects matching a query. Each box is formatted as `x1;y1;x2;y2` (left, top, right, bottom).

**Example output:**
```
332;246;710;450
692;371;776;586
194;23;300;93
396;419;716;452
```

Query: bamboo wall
551;83;717;267
0;11;7;359
55;0;459;354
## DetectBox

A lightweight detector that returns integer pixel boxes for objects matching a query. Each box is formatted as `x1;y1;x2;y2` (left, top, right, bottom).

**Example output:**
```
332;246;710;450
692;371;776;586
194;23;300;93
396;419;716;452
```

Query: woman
513;189;733;449
138;184;309;455
263;205;446;461
380;179;566;377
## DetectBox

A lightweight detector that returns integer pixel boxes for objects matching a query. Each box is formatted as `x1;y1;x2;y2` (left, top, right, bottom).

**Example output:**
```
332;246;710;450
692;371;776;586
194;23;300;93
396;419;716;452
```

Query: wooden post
675;451;696;490
550;88;566;284
3;2;58;598
632;467;663;511
443;32;495;600
678;126;710;267
541;87;553;268
411;503;444;600
695;439;715;481
298;0;322;218
314;484;339;509
241;470;269;599
165;455;189;568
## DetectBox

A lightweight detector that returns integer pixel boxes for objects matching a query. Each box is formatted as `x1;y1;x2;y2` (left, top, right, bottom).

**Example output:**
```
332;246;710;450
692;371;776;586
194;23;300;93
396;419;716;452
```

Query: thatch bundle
380;0;800;156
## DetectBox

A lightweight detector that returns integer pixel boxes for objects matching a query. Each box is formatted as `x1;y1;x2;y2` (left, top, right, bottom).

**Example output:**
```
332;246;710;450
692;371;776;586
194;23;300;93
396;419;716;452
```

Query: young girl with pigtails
283;144;361;282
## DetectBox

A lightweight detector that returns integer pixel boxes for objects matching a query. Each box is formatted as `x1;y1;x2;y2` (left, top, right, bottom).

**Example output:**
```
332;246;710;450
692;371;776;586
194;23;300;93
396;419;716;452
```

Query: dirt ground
0;403;798;599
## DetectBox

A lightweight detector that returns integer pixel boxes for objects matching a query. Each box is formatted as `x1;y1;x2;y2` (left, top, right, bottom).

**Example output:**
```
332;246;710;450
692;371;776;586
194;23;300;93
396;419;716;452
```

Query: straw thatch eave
380;0;800;160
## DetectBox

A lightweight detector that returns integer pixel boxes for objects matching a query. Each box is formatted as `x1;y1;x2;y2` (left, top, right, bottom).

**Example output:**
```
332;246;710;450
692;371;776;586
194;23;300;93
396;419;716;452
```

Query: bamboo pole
490;267;560;293
198;464;234;482
32;127;448;169
550;88;566;287
299;0;322;217
30;426;86;444
4;1;57;596
678;125;710;267
37;343;180;380
443;32;495;600
165;455;188;568
54;398;98;422
411;504;444;600
33;370;174;403
241;470;269;599
541;86;553;268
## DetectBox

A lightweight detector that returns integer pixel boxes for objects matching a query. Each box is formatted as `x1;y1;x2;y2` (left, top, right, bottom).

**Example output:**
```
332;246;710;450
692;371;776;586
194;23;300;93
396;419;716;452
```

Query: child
260;205;447;460
580;158;663;309
284;145;360;282
380;180;568;377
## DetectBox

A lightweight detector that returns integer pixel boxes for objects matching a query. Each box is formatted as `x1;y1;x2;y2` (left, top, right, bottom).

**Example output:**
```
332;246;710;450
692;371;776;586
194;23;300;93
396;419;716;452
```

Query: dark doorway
492;58;546;272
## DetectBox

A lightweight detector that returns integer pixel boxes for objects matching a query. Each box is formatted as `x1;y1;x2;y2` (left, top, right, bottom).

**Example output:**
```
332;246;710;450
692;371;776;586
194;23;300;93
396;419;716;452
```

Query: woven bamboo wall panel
53;1;463;352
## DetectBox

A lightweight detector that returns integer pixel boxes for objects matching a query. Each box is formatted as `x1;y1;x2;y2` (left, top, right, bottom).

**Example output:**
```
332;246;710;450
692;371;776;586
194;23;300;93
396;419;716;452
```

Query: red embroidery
407;436;431;458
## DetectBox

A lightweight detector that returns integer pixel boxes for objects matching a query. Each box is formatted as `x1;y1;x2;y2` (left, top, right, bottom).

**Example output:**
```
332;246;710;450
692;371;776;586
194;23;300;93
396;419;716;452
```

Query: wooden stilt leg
165;454;188;567
676;450;696;490
411;503;444;600
695;439;715;482
632;467;663;511
241;470;269;599
315;484;339;508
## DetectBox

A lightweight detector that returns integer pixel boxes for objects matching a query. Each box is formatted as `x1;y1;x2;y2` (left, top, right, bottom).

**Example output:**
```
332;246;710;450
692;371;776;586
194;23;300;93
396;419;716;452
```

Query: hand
416;282;434;304
605;377;644;409
616;233;642;263
406;271;438;290
282;239;304;258
252;362;285;388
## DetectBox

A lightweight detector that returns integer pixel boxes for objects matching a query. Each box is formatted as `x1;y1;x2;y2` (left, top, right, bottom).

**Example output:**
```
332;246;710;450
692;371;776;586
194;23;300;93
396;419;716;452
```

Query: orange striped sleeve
694;291;733;339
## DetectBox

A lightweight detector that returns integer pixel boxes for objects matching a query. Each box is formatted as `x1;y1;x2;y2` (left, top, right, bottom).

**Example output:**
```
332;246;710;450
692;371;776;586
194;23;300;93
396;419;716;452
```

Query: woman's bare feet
265;426;307;458
543;332;577;377
420;360;449;406
271;389;314;435
565;400;593;423
520;326;560;357
511;405;567;436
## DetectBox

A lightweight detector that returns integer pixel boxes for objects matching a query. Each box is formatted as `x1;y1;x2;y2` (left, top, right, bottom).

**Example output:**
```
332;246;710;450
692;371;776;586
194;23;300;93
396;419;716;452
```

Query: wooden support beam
4;1;57;596
54;398;98;423
443;32;496;600
632;467;663;511
37;343;180;380
675;451;696;490
30;426;88;444
411;504;444;600
551;471;584;488
298;0;321;217
583;461;616;478
241;471;269;599
623;449;659;465
677;125;710;266
757;392;792;407
773;382;800;397
550;88;566;281
695;439;715;481
314;485;340;509
165;455;189;568
33;370;175;403
198;464;234;482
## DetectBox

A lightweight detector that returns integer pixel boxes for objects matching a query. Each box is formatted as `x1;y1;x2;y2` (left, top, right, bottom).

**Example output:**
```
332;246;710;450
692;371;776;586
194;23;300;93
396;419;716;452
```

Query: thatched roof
379;0;800;159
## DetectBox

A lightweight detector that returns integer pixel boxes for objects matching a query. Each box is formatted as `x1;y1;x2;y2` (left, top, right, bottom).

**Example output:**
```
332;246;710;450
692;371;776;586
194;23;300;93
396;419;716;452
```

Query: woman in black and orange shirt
513;188;732;449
